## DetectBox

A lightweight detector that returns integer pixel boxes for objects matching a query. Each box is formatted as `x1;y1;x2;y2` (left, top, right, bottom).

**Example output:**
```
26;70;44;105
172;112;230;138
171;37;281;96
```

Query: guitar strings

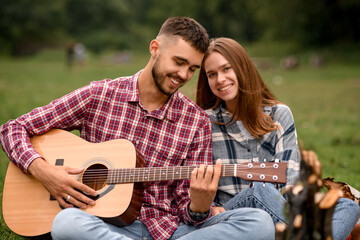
76;164;283;183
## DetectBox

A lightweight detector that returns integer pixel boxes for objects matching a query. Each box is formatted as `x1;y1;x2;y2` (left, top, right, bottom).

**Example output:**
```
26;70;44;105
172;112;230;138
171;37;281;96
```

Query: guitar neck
107;162;286;184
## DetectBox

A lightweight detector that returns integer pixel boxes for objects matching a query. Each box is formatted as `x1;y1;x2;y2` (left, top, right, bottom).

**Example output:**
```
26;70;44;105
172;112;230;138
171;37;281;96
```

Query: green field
0;48;359;239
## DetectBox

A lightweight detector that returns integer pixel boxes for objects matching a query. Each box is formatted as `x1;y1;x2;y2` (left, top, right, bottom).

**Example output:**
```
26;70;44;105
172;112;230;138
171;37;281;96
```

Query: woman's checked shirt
206;104;300;206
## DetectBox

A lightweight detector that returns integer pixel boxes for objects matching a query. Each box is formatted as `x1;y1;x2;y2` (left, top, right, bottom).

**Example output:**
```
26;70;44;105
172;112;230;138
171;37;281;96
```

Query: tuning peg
250;182;254;188
263;183;266;188
275;159;280;163
264;158;267;162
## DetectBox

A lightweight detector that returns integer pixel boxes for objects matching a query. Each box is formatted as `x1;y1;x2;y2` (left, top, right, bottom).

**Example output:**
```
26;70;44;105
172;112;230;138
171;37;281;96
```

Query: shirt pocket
149;146;186;167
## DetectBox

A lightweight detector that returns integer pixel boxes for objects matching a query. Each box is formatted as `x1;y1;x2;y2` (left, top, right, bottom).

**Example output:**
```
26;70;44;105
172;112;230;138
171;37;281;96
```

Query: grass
0;47;359;239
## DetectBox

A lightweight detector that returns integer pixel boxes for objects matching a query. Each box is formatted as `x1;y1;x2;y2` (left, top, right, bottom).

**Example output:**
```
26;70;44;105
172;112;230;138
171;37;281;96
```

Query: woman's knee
334;198;360;222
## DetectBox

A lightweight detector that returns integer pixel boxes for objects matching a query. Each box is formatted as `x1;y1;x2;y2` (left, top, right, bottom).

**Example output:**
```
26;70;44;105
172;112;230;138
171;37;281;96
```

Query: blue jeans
223;182;360;240
51;207;275;240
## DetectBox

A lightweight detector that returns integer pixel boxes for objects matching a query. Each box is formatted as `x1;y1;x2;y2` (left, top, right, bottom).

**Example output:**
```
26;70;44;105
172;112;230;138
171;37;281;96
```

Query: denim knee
334;198;360;224
251;209;275;239
332;198;360;240
51;208;82;239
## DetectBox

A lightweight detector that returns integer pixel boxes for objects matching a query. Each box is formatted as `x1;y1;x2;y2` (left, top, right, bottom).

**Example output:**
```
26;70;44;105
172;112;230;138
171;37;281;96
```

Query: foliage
253;0;360;47
1;0;360;55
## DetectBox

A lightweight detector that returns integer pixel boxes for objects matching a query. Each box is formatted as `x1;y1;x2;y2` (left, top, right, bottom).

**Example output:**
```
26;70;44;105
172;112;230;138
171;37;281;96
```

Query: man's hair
157;17;209;53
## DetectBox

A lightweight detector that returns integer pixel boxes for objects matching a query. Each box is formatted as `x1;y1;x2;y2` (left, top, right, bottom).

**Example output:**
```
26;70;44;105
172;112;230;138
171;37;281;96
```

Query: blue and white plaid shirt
206;103;300;206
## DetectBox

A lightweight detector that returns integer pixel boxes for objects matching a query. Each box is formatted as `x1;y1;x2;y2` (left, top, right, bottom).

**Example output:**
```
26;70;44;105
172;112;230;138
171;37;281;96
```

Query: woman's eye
208;73;216;78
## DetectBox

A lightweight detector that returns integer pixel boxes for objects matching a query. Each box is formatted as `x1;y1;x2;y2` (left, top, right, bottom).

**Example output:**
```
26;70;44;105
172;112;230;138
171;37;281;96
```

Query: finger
204;165;214;183
212;207;220;216
65;192;90;209
73;180;98;197
212;159;222;184
68;183;96;207
212;206;225;216
57;196;73;209
191;167;199;184
68;167;85;175
67;167;97;196
197;164;206;179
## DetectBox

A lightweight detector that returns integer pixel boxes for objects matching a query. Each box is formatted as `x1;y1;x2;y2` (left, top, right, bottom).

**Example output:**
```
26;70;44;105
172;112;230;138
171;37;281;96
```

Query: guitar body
2;129;144;237
2;129;287;237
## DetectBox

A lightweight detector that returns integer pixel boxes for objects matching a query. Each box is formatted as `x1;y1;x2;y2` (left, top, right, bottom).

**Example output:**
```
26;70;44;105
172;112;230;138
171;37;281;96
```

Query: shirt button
136;140;139;144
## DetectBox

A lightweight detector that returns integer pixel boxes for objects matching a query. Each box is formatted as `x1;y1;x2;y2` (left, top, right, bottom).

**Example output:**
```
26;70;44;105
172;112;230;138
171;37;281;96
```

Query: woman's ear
149;39;160;58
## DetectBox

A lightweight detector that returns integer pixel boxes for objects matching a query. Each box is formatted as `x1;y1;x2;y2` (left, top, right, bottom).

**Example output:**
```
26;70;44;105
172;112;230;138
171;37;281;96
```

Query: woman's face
204;51;238;111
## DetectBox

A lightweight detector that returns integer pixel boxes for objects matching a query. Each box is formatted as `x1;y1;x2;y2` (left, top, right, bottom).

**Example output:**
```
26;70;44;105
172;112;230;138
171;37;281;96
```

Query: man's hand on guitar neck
189;159;222;214
28;158;98;209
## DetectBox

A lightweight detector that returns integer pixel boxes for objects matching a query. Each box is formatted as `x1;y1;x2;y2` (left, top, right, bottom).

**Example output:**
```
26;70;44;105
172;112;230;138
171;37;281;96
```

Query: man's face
151;38;203;96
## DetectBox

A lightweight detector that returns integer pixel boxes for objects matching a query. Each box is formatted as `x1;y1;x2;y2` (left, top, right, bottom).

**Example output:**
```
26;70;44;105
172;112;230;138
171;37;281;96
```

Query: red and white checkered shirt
0;71;213;239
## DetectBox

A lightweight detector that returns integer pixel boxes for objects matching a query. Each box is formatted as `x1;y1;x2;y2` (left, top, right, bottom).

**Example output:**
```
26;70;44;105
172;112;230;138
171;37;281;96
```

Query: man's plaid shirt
0;71;213;240
206;103;300;206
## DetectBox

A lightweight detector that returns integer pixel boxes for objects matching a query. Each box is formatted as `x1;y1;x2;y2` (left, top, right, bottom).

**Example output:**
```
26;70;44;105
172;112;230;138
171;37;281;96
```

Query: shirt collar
125;71;182;122
214;102;228;115
124;71;141;102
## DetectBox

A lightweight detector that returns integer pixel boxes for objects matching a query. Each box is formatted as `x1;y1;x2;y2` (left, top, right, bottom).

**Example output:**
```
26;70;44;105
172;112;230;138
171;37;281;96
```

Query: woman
196;37;360;240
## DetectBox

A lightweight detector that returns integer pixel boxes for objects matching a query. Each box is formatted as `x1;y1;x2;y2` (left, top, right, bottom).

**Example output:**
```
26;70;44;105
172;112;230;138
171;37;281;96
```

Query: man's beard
151;57;183;96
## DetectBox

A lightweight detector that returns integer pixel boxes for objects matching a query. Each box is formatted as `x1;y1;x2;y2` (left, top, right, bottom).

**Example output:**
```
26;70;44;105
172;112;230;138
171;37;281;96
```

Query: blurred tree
253;0;360;47
64;0;133;52
0;0;66;55
196;0;262;42
0;0;359;55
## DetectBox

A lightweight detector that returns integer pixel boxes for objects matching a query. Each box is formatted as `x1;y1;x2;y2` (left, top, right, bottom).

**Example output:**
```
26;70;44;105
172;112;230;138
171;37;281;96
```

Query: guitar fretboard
106;162;286;184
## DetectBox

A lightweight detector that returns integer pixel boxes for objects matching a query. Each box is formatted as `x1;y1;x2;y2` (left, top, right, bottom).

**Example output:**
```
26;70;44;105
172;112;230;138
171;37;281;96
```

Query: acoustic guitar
2;129;287;237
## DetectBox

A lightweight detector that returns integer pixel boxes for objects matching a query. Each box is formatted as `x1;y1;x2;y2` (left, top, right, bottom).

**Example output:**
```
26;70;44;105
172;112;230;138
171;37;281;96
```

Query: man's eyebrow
174;56;200;69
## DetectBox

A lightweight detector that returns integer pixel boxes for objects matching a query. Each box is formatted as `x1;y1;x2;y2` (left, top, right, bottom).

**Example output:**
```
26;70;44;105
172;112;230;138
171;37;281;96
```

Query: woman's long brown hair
196;38;280;139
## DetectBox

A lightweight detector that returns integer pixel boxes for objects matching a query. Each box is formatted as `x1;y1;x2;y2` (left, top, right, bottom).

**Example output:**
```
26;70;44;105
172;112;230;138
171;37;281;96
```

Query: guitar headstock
235;162;287;184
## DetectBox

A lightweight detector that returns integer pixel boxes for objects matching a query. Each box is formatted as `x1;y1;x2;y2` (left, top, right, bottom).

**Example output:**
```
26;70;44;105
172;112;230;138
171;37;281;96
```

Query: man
0;17;274;239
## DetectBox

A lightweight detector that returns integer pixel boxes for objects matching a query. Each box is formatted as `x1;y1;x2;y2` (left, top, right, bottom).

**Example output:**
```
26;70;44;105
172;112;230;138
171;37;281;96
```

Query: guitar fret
127;168;131;183
137;168;141;182
161;168;166;181
149;167;154;182
120;169;124;183
174;166;181;180
155;167;160;181
112;169;117;184
144;169;149;182
131;168;135;182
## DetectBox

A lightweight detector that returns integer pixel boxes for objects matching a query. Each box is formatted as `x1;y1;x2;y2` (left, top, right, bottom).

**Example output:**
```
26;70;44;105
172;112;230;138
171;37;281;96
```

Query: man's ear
149;39;160;58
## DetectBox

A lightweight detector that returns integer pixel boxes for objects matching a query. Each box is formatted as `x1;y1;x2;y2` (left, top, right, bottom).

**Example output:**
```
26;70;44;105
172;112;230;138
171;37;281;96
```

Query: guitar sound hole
82;164;108;191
